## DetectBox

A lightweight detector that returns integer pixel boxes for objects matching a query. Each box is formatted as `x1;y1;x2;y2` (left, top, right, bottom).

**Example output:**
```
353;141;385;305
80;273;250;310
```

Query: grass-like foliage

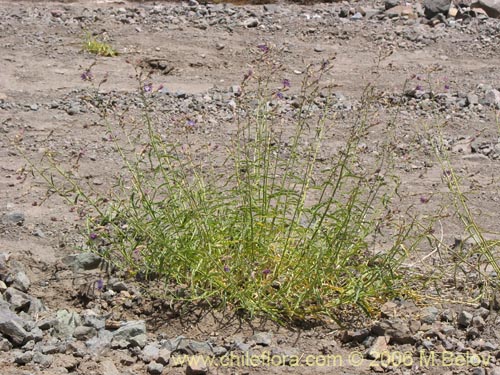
83;33;118;57
39;48;423;322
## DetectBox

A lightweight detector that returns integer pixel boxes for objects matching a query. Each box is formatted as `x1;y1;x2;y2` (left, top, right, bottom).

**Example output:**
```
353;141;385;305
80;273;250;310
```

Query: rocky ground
1;0;500;374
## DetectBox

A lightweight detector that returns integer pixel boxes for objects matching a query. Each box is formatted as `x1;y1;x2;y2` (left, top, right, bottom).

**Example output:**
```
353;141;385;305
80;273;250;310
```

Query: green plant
35;47;424;323
83;33;118;57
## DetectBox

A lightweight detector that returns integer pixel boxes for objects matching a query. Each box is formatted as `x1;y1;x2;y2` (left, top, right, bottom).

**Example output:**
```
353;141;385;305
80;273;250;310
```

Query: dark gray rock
0;317;30;346
5;287;46;314
471;0;500;18
341;328;370;343
147;361;164;375
457;311;473;327
385;0;401;10
424;0;451;18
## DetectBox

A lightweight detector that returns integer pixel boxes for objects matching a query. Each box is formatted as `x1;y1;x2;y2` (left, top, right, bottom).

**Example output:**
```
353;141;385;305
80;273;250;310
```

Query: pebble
186;355;209;375
147;362;164;375
2;211;25;225
243;17;259;28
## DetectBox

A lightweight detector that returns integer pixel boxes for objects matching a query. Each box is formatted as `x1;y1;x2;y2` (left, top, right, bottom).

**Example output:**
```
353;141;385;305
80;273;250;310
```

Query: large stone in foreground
424;0;451;18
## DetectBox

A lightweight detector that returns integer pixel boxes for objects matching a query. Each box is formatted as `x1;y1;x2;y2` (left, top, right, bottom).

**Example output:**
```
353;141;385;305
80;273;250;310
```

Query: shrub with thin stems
32;46;426;323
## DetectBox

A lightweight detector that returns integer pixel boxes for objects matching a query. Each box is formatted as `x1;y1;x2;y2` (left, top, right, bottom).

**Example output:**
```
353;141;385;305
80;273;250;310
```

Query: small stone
366;336;389;360
250;332;273;346
157;348;171;365
101;359;120;375
0;338;12;351
32;352;53;368
489;366;500;375
2;211;25;225
109;280;128;292
340;328;370;343
458;311;473;327
385;0;400;10
15;350;34;365
471;0;500;18
314;46;325;53
215;43;224;50
12;271;31;292
421;306;439;324
129;333;148;348
51;9;63;17
385;5;415;17
148;362;164;375
186;355;208;375
477;307;490;319
142;344;160;363
471;367;486;375
54;310;81;339
467;93;479;106
472;316;485;330
66;105;80;116
73;326;97;341
424;0;451;18
243;17;259;28
81;310;106;330
188;340;213;355
62;253;104;271
351;12;363;20
0;318;30;346
37;316;58;331
484;89;500;108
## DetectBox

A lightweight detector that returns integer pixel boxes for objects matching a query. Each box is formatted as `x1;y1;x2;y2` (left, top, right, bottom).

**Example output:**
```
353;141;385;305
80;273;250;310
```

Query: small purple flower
276;91;284;100
262;268;271;275
187;119;196;127
420;196;430;204
444;84;450;90
89;232;98;240
415;85;423;91
96;279;104;291
257;44;269;53
224;265;230;272
81;70;93;81
282;79;291;89
144;83;153;93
